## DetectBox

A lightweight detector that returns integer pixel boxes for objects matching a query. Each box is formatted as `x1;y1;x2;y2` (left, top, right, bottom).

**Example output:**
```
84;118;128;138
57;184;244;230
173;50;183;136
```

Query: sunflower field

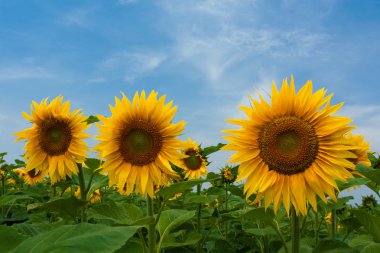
1;78;380;253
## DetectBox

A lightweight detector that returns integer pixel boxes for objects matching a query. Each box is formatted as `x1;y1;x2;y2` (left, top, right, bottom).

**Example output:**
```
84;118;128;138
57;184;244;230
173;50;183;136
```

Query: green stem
314;210;319;246
225;183;228;239
78;163;87;223
291;206;300;253
197;183;202;253
331;209;336;240
271;220;289;253
147;195;156;253
138;229;148;253
1;176;5;196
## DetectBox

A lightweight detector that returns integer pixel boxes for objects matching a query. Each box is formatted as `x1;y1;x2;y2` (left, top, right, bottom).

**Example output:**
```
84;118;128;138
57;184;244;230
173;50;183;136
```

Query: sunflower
75;188;101;204
178;138;207;179
346;132;371;167
15;96;90;183
95;90;186;198
23;168;46;184
221;165;237;184
362;195;377;208
223;77;356;215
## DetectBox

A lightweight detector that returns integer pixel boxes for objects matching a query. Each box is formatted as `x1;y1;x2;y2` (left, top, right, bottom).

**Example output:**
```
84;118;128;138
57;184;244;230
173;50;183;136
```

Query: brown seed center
119;119;162;166
39;119;72;156
28;169;41;178
258;116;319;175
183;149;203;171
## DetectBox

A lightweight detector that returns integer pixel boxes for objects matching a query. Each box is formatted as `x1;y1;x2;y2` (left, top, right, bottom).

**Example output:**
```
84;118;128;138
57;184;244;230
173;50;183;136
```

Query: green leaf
161;231;201;249
338;177;370;191
0;225;29;252
352;210;380;242
185;194;217;204
28;197;85;222
114;238;144;253
85;115;99;124
348;234;374;251
244;207;275;223
84;158;102;172
244;226;277;236
201;143;225;157
341;217;361;234
313;239;358;253
156;209;196;251
0;194;33;207
11;223;140;253
156;179;206;199
361;243;380;253
88;201;146;225
356;164;380;184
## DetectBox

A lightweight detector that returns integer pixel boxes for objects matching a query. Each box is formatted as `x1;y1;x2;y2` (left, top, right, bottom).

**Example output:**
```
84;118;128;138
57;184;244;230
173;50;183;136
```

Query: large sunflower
223;77;356;215
15;96;90;183
178;138;207;179
95;90;186;198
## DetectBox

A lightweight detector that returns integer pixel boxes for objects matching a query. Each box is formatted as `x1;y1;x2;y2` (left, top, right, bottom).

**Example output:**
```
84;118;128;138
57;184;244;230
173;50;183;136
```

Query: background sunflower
14;96;90;183
178;138;208;179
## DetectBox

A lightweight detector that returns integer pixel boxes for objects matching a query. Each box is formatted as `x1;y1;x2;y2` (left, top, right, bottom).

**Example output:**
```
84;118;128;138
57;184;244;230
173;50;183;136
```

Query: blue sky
1;0;380;200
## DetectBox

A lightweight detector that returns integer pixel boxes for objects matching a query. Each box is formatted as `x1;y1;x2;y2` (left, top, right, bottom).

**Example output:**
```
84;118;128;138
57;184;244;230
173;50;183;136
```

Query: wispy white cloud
158;1;328;95
58;7;95;27
117;0;138;5
97;51;166;82
0;66;53;81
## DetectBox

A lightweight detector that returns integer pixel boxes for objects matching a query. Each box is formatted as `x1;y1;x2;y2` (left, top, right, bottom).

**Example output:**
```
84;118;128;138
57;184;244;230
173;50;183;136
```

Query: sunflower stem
1;176;5;196
197;183;202;253
314;210;319;246
146;195;156;253
224;183;228;239
291;206;300;253
331;209;336;240
271;220;289;253
78;164;87;223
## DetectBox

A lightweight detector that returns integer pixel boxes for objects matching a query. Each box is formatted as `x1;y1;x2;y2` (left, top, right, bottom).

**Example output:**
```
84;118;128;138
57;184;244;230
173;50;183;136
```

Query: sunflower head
178;138;207;179
346;132;371;167
221;165;237;184
223;76;356;215
95;90;186;198
15;96;90;183
23;168;46;185
362;195;378;209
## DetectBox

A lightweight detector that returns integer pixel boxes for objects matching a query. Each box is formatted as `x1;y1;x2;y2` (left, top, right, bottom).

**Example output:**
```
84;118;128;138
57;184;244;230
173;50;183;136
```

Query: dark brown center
28;169;41;178
39;119;72;156
119;119;162;166
183;149;203;171
258;116;319;175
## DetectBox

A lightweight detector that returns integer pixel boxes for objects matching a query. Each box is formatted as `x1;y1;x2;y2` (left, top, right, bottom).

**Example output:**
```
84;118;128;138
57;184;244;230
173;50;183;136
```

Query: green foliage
88;200;152;226
351;210;380;242
0;225;28;252
156;209;198;251
85;115;100;124
10;223;140;253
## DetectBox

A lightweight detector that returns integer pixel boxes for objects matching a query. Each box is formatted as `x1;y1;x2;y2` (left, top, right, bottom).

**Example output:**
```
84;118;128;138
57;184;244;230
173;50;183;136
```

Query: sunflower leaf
356;164;380;184
201;143;226;157
156;209;196;251
88;200;145;226
156;179;206;199
10;223;140;253
351;209;380;243
0;225;29;252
